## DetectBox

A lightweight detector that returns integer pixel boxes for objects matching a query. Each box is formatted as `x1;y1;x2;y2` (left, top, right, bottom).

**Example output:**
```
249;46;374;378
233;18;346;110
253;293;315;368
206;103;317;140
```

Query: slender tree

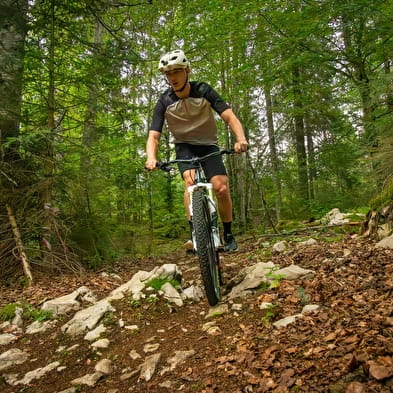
0;0;33;282
0;0;28;162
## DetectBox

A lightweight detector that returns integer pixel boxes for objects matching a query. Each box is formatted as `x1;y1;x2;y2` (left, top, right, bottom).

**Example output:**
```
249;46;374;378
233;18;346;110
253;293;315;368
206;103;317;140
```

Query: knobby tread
192;189;221;306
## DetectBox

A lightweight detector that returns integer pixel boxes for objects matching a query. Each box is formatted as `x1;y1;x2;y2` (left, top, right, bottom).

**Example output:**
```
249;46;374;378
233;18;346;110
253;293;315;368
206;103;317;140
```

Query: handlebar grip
156;162;172;172
221;148;235;154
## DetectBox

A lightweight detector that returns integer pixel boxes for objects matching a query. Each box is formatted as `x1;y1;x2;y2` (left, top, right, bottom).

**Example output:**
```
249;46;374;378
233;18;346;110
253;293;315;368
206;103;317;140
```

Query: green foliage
276;220;303;232
145;276;181;291
261;304;277;325
0;303;21;322
155;213;188;239
209;311;224;318
23;304;53;322
128;299;141;308
68;219;119;269
257;267;285;291
321;234;344;243
344;212;366;222
266;268;285;289
296;287;311;306
257;281;271;292
146;295;159;304
0;302;53;323
102;312;117;327
3;0;392;273
369;178;393;210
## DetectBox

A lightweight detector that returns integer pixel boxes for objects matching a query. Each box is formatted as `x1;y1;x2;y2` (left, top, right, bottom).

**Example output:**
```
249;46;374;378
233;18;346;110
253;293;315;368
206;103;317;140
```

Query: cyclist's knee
183;170;196;185
211;176;229;197
214;183;229;198
183;171;194;187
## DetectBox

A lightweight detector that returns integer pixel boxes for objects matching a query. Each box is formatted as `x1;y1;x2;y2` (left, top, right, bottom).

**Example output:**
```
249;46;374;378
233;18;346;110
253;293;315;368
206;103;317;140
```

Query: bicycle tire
192;189;221;306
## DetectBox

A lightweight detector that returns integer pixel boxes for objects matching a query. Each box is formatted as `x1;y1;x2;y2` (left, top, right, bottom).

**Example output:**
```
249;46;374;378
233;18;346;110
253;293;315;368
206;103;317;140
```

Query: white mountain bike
157;149;234;306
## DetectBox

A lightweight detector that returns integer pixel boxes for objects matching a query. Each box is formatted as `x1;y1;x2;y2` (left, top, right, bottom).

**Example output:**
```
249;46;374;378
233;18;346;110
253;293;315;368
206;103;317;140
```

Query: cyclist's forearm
230;118;247;142
146;130;160;160
221;109;247;143
145;131;161;169
221;109;248;152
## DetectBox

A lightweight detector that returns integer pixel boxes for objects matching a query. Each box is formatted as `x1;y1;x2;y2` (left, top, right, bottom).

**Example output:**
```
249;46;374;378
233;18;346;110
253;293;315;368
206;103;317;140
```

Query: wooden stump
361;206;393;239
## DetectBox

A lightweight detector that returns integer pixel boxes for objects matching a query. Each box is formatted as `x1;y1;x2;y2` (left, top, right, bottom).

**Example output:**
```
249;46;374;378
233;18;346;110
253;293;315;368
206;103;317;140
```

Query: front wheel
192;189;221;306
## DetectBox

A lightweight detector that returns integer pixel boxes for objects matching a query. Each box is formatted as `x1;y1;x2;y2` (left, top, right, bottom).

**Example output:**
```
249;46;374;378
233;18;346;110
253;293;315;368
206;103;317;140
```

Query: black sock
189;220;193;238
223;222;232;238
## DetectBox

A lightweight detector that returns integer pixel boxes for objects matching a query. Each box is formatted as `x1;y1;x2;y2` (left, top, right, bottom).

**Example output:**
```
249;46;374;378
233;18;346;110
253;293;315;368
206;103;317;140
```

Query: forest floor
1;231;393;393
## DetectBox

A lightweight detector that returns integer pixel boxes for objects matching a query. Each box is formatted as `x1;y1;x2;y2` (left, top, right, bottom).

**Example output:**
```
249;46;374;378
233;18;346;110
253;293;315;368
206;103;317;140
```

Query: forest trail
1;234;393;393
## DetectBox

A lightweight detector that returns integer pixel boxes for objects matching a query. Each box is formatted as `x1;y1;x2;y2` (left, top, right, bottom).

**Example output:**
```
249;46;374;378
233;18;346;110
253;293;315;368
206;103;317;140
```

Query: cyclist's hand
234;139;249;153
145;158;158;170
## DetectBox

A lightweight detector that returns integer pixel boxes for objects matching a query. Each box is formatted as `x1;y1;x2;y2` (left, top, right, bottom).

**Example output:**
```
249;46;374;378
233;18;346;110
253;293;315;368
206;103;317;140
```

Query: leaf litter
0;235;392;392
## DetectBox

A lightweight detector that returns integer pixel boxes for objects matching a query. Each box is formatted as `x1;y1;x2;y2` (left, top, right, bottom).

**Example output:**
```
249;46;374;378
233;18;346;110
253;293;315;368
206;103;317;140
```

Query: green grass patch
23;304;53;322
0;302;53;323
0;303;21;322
266;267;285;288
128;298;141;307
296;287;311;306
321;234;344;243
261;304;277;325
145;276;181;290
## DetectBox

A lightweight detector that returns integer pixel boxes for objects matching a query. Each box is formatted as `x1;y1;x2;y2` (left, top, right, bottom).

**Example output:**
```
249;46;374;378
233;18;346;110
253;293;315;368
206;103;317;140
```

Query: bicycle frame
187;176;221;251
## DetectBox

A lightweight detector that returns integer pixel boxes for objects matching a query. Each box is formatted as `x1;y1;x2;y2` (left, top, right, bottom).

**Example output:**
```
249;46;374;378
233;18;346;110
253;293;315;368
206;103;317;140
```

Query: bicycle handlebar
156;149;234;172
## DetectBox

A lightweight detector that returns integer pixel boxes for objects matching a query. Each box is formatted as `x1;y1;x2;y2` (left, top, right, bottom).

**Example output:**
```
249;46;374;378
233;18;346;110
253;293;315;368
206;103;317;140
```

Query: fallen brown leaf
345;381;366;393
366;358;393;380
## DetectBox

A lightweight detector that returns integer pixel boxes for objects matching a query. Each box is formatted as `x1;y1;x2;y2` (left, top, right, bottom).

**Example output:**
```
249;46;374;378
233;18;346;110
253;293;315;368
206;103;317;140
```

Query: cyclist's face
165;68;187;90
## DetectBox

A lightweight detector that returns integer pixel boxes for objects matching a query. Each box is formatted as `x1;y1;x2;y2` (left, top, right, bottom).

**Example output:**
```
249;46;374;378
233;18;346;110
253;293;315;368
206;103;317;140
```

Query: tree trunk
292;66;309;201
0;0;28;162
162;132;174;215
217;46;248;229
80;20;103;191
232;150;247;229
385;60;393;112
0;1;29;280
39;0;57;265
265;84;282;221
305;120;316;200
340;8;379;184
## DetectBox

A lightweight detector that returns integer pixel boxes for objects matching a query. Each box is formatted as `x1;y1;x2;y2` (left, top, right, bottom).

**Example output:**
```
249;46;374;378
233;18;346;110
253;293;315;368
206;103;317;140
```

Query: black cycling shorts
174;143;227;181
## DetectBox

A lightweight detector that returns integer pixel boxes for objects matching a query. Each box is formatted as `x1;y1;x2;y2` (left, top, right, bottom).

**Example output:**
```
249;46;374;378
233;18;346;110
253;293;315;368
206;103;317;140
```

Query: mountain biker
145;49;249;251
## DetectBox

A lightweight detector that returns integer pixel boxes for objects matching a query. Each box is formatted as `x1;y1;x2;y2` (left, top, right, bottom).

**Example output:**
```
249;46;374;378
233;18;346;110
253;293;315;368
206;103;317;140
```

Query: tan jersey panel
165;97;218;145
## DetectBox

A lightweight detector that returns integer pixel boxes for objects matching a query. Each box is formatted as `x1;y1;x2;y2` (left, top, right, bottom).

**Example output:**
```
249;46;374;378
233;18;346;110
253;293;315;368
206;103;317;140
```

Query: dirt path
1;235;392;393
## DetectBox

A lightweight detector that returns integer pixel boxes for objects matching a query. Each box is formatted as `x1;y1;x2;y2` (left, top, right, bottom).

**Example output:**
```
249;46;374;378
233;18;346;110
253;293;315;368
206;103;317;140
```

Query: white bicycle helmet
158;49;189;72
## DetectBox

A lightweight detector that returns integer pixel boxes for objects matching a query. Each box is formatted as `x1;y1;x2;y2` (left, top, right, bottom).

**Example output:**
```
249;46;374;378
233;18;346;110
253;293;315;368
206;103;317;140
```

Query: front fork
188;183;222;250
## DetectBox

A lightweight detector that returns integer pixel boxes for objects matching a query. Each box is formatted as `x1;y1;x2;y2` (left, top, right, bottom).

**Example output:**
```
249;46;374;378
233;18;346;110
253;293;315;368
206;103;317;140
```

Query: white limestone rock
0;348;30;371
0;333;18;345
376;235;393;249
161;282;183;306
61;299;115;337
95;359;112;374
41;286;96;317
139;353;161;382
275;265;315;280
